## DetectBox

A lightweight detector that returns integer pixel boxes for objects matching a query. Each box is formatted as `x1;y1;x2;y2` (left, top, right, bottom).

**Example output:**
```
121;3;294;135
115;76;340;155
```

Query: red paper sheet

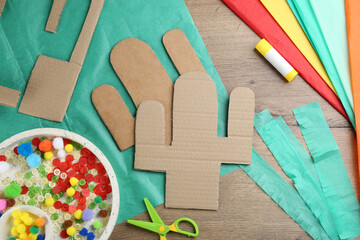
222;0;348;120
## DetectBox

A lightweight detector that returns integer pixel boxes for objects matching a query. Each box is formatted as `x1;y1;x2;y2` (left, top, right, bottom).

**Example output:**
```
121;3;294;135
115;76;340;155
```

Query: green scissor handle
170;218;199;237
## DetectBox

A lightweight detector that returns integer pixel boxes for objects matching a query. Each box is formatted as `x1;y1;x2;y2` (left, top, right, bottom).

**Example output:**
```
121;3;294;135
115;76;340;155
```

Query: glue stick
255;39;298;82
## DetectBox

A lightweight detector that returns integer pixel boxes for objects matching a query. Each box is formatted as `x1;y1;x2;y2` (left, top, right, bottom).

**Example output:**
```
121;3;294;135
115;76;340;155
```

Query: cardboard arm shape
0;0;5;17
46;0;68;33
19;0;105;122
135;72;255;210
92;29;205;151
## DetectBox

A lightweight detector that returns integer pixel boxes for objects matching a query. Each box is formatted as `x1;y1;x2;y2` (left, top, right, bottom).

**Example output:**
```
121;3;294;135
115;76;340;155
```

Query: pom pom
66;188;75;197
37;234;45;240
30;225;39;234
4;183;22;198
0;161;11;174
82;209;93;221
65;144;74;153
0;199;7;211
38;140;52;152
74;209;82;219
87;232;95;240
53;137;64;150
79;228;88;236
26;153;41;168
45;197;54;206
69;177;79;186
57;150;66;159
66;226;76;236
44;152;53;161
35;218;45;227
99;209;108;218
93;221;103;229
17;142;33;157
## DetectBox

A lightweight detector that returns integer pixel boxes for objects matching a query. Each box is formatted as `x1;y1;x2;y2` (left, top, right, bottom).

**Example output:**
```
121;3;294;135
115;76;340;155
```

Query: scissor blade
128;220;162;234
144;198;164;225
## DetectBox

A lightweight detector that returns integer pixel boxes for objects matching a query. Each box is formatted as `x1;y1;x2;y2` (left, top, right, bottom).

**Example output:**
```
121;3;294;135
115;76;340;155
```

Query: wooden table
111;0;359;239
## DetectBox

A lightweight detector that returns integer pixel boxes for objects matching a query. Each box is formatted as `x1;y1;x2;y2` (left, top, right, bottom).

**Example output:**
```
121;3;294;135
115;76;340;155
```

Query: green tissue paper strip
0;0;237;223
287;0;355;129
274;117;320;187
293;102;360;239
254;110;339;240
240;150;330;240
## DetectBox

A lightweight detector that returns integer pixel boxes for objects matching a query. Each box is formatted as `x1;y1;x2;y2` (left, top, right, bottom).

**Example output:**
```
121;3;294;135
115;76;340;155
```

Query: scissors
128;198;199;240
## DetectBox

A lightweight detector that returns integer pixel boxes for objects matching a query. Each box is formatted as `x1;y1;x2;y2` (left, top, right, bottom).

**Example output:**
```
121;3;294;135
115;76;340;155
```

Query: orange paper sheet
346;0;360;178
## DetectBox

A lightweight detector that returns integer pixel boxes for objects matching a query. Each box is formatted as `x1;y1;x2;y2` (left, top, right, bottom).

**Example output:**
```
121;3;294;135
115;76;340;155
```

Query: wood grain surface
110;0;360;239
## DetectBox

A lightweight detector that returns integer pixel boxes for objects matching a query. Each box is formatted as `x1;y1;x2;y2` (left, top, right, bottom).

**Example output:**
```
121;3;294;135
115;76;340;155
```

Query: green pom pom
94;196;102;204
93;221;103;229
4;183;22;198
30;225;39;234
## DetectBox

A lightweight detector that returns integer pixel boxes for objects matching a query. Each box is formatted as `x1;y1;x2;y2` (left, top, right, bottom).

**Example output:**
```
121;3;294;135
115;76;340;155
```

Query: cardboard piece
109;38;174;147
46;0;67;33
92;85;135;151
222;0;348;120
162;29;206;75
19;0;105;122
93;29;204;151
0;0;5;17
0;86;20;108
135;71;254;210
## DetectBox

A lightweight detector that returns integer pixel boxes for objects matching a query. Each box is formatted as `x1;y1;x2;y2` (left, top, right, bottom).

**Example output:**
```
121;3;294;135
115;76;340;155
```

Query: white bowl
0;205;55;239
0;128;120;240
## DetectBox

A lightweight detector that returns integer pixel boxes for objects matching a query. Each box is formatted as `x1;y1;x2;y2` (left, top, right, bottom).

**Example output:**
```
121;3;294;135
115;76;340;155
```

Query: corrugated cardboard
45;0;67;33
135;71;255;210
0;86;20;108
93;29;206;151
19;0;105;122
162;29;206;75
92;85;135;151
110;38;174;146
0;0;5;17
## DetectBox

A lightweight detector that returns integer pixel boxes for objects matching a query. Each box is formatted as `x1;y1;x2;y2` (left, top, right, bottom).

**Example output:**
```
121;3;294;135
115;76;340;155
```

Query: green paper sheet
240;150;330;240
293;102;360;239
287;0;355;129
254;110;339;240
0;0;236;223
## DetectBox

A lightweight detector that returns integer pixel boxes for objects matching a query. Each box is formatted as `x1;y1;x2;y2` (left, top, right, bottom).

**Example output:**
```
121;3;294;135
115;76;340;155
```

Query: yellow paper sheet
261;0;337;94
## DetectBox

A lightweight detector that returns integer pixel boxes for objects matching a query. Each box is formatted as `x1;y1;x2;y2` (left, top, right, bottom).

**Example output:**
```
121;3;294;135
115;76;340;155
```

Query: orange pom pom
35;217;45;227
38;140;52;152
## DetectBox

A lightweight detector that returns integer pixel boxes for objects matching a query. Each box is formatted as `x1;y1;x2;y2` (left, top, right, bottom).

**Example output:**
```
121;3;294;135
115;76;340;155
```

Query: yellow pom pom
11;226;19;236
66;226;76;236
69;177;79;186
16;224;26;233
12;209;22;219
13;218;22;226
28;233;37;240
19;232;28;238
23;217;33;226
44;152;53;161
74;209;82;219
45;197;55;206
65;144;74;153
20;212;29;222
66;187;75;197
